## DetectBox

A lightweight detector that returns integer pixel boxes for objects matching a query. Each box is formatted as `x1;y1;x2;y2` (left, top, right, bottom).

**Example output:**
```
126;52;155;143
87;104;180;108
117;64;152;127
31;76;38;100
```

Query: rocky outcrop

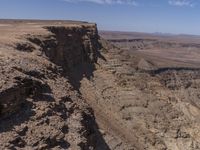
26;25;101;71
0;22;108;150
0;77;49;117
1;24;101;118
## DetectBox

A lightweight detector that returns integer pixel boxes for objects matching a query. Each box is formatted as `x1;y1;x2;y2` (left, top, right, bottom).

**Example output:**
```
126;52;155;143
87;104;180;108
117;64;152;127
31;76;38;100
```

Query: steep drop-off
0;21;108;150
1;20;200;150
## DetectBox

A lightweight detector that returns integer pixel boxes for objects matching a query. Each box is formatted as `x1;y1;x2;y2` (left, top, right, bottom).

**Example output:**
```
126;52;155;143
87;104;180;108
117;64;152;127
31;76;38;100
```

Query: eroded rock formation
1;20;200;150
0;21;107;150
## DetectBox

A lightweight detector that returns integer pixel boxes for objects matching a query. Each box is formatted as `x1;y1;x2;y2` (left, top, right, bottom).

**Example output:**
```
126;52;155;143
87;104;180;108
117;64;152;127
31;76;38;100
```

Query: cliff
0;20;107;150
1;20;200;150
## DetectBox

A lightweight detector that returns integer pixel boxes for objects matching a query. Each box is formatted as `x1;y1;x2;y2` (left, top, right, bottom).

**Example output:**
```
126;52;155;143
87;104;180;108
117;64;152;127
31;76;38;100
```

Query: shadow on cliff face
0;77;54;133
43;26;110;149
23;26;110;149
27;26;106;92
82;111;111;150
45;26;106;92
0;100;35;133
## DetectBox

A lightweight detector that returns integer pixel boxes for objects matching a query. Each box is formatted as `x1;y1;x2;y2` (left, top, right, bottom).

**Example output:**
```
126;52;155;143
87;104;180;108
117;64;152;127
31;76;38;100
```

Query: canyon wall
0;22;108;150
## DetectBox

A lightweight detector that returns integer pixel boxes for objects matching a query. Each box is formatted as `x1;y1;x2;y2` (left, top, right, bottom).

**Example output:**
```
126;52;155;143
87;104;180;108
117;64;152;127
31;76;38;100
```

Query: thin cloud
63;0;138;5
168;0;194;7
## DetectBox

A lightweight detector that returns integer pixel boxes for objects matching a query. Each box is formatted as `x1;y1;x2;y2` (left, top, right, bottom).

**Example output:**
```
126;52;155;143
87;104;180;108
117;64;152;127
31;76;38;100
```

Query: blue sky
0;0;200;35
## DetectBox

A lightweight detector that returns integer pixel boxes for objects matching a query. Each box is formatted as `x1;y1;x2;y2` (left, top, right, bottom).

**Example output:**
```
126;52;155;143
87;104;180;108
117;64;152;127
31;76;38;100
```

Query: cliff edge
1;20;200;150
0;20;107;150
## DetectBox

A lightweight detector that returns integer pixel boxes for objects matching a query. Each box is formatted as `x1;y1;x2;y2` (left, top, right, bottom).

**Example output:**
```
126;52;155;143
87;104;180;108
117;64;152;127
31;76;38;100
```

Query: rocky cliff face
0;23;101;116
28;25;100;70
0;21;107;150
1;20;200;150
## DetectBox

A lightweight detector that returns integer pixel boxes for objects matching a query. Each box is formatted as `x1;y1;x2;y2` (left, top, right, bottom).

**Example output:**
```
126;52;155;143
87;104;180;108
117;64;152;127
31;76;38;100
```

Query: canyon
0;20;200;150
